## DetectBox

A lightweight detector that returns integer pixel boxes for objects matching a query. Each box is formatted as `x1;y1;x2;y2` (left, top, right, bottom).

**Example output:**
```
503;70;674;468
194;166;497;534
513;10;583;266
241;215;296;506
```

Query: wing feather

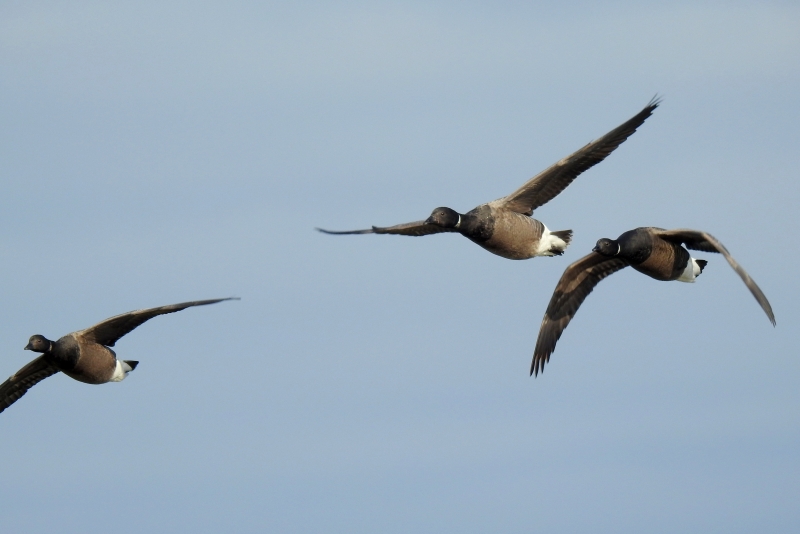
501;98;660;216
317;221;455;237
0;356;60;414
79;298;239;347
656;229;775;325
531;253;629;376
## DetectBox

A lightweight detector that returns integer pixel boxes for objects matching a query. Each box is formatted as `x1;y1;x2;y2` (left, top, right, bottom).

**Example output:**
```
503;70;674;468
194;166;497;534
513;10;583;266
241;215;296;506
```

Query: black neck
457;208;493;242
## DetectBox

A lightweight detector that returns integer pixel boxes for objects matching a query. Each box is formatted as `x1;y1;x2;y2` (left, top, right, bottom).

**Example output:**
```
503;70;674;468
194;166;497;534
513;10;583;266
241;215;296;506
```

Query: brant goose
318;99;659;260
531;228;775;376
0;298;238;414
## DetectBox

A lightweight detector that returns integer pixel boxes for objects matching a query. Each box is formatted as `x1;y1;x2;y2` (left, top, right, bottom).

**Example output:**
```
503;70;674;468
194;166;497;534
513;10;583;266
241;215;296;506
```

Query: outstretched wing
531;253;629;376
78;298;239;347
0;356;60;414
316;221;456;237
657;229;776;325
499;98;660;216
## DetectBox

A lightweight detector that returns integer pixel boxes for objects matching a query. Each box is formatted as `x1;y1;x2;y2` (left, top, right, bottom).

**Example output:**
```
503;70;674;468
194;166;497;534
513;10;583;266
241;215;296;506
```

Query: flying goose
531;228;775;376
0;298;238;414
317;99;659;260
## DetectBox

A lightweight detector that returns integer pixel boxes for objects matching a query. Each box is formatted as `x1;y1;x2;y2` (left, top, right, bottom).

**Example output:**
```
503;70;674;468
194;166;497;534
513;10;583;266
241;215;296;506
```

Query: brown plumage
530;228;775;377
0;298;238;414
0;357;60;414
318;98;660;260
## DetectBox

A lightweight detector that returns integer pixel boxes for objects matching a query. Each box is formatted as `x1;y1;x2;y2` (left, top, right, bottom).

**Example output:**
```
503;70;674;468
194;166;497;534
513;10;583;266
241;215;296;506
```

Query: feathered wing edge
0;356;60;414
79;298;240;347
500;97;660;216
531;253;629;376
657;229;775;325
316;227;376;235
316;220;456;237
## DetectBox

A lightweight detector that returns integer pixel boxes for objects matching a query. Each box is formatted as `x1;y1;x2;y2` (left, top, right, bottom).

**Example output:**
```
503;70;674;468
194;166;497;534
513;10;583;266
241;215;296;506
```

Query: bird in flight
0;298;238;414
318;99;659;260
530;228;775;376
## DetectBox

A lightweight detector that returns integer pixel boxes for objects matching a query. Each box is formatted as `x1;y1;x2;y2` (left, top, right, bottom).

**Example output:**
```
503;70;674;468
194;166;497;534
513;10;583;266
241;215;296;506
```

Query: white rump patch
110;360;134;382
677;257;702;283
536;224;569;257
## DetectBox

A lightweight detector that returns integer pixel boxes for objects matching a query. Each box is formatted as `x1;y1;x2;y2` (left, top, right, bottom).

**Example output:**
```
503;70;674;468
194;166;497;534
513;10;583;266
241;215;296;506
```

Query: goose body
0;298;237;414
531;228;775;376
318;99;659;260
44;332;131;385
611;227;703;281
451;204;569;260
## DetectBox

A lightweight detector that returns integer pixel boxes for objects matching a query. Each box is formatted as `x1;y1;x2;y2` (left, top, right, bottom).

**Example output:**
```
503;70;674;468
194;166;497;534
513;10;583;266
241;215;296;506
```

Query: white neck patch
454;215;461;229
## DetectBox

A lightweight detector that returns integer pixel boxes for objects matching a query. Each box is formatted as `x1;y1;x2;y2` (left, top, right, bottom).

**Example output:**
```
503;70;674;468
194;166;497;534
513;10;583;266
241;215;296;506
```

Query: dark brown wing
316;221;456;237
500;98;660;216
0;356;60;414
78;298;239;347
656;229;776;325
531;253;629;376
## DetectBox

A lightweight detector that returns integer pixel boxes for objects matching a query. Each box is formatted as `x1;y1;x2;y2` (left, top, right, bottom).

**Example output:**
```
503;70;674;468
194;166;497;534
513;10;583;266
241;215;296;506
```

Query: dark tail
551;229;572;245
124;360;139;371
696;259;707;275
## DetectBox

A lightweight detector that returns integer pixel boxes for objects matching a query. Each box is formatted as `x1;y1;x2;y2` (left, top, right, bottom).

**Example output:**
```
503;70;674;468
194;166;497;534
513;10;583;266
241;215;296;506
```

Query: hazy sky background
1;1;798;532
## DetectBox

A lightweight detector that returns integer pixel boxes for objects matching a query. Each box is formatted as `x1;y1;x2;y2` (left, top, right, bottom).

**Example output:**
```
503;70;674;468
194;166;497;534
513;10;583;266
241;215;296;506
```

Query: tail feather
695;259;707;275
110;360;138;382
548;229;572;256
551;229;572;246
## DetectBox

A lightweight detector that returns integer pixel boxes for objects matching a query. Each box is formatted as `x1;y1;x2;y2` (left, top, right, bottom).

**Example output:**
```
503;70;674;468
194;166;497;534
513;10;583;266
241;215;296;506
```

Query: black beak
592;246;599;252
24;343;32;351
424;217;435;225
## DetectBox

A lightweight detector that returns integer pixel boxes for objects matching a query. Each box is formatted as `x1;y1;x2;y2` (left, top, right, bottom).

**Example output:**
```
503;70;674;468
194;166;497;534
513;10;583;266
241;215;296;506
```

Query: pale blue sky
1;2;798;532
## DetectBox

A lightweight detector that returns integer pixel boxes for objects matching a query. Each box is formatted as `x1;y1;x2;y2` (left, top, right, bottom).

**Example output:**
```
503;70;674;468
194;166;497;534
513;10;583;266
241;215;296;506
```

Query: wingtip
315;226;374;235
764;302;776;327
648;94;663;109
194;297;240;306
